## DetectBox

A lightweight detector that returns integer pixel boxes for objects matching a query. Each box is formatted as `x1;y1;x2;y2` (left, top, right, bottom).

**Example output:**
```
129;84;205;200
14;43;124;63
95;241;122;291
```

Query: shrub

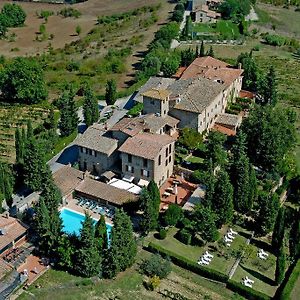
127;102;143;117
177;229;192;245
59;8;81;19
146;242;229;282
278;260;300;300
140;254;171;279
158;228;167;240
163;204;183;227
146;275;160;291
226;280;271;300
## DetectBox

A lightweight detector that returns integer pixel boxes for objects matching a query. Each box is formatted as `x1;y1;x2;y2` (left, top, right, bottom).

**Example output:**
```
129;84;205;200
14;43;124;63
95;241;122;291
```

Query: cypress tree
200;40;205;57
265;66;277;106
75;213;101;277
203;159;215;207
212;169;234;227
0;163;13;207
257;193;280;235
15;127;23;163
147;180;160;207
83;84;99;127
58;89;78;137
275;244;286;285
105;79;117;106
23;137;46;191
231;131;254;213
289;215;300;261
95;214;108;252
104;209;137;278
192;205;219;242
207;46;214;57
195;45;199;58
27;120;33;140
272;207;285;251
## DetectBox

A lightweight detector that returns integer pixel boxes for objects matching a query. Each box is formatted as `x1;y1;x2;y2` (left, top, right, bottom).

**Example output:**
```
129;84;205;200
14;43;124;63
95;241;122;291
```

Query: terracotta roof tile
119;133;175;160
75;178;137;206
53;166;84;196
0;215;28;252
141;88;170;101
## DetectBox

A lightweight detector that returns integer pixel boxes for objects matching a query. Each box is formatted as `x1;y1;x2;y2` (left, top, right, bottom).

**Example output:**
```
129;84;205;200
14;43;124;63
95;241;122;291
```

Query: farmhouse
191;0;221;23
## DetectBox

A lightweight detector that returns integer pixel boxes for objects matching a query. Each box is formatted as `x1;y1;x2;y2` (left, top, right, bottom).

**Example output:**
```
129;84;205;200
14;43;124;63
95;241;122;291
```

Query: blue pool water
60;208;112;238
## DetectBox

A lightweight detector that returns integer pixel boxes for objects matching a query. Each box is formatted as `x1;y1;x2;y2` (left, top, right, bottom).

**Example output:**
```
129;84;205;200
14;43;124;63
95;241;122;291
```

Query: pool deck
63;198;113;226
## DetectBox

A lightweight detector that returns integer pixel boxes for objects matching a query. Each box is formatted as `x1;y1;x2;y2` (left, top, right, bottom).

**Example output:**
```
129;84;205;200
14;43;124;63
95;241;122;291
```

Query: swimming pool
60;208;112;238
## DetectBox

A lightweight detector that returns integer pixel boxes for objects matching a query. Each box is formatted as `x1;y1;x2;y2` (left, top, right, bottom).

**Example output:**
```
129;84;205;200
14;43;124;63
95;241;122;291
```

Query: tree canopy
242;106;296;174
0;57;47;104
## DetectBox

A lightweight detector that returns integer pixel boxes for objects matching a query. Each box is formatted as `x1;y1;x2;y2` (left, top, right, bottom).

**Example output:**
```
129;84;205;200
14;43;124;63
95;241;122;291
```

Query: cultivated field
0;0;164;57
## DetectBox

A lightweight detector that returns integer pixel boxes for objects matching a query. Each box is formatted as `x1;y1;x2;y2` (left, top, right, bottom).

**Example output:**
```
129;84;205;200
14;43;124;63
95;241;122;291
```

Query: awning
101;170;116;181
137;179;149;187
122;174;135;183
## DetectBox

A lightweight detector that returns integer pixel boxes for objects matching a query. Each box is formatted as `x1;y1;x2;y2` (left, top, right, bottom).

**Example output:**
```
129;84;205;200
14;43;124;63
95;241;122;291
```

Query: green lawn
146;227;243;275
232;242;278;298
17;249;239;300
185;155;204;164
193;20;240;40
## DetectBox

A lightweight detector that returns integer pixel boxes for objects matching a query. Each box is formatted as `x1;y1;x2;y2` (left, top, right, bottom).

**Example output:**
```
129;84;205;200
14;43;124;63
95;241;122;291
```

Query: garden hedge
146;242;229;283
226;280;271;300
277;260;300;300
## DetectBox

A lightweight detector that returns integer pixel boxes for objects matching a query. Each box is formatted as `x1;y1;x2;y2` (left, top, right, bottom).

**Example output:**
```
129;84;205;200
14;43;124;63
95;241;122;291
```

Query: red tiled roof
53;166;84;197
239;90;255;99
212;124;236;136
180;56;243;87
173;67;187;79
119;133;175;160
0;215;28;252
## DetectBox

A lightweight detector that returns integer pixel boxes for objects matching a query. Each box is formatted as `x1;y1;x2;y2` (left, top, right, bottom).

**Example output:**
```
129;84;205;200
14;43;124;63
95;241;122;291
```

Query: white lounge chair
227;232;235;240
202;256;212;263
224;236;233;243
243;280;252;288
204;251;214;259
229;228;238;235
245;276;254;284
259;249;269;257
201;259;210;265
258;252;267;260
226;243;231;247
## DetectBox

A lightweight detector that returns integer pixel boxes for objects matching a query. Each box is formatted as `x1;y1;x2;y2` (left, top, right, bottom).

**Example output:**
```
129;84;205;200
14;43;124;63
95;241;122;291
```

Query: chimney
83;170;89;180
238;63;242;69
4;211;9;218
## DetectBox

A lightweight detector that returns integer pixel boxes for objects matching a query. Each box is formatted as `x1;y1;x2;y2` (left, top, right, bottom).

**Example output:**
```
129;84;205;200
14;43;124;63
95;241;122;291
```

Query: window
89;149;92;155
84;161;87;170
126;165;134;173
142;169;149;177
128;154;132;163
150;100;155;105
158;155;161;165
95;151;97;158
169;156;171;163
165;159;168;166
166;147;168;157
169;144;172;153
82;147;86;154
92;150;95;156
143;158;148;168
80;146;83;153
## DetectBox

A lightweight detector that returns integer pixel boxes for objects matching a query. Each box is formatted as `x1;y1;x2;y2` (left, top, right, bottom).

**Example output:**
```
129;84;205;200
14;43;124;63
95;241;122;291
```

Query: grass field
146;227;244;275
17;249;239;300
193;20;240;40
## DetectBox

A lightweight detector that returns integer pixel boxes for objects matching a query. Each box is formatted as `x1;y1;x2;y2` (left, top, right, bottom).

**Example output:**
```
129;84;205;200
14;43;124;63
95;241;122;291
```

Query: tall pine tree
104;209;137;278
272;207;285;251
212;169;234;227
83;84;99;127
200;41;205;57
275;244;286;285
257;193;280;235
23;136;47;191
58;89;78;137
231;131;255;213
289;214;300;261
203;159;215;207
95;214;108;252
75;213;101;277
105;79;117;106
